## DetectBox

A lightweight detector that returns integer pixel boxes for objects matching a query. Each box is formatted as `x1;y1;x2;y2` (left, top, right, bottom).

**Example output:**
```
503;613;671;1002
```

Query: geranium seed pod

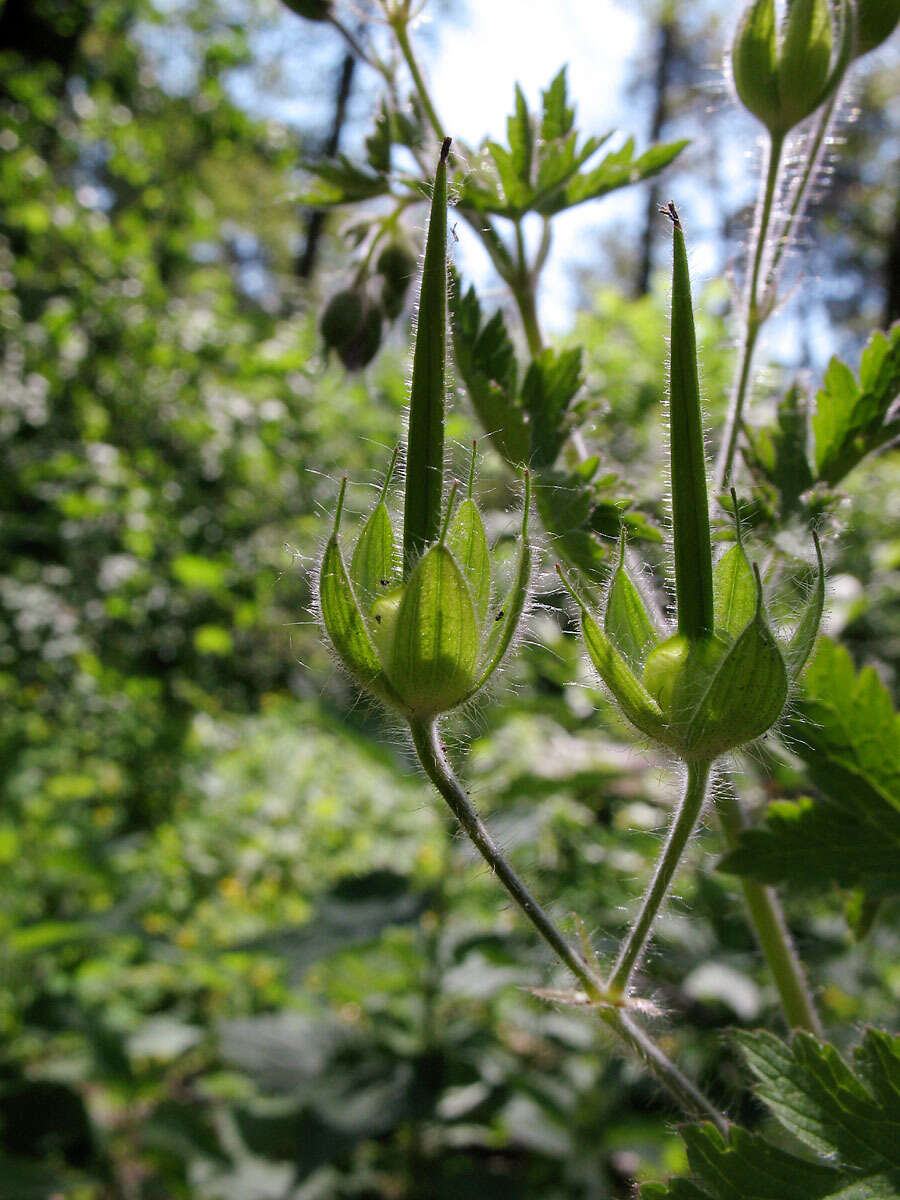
403;137;452;571
605;530;659;670
663;203;714;643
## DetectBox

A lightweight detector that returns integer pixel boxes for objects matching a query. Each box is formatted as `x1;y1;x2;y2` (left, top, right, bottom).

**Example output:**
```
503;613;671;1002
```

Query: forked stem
409;717;726;1129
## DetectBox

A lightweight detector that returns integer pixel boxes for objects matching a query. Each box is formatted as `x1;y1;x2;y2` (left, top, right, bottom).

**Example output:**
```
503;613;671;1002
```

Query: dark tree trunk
635;19;675;298
297;49;357;280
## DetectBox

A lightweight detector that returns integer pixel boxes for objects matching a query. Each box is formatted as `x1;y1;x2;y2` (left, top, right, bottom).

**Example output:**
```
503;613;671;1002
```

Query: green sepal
387;543;481;717
559;565;668;745
350;501;395;608
732;0;781;133
447;498;491;624
605;532;658;670
319;536;396;704
713;541;757;638
778;0;833;131
469;473;533;697
785;530;825;680
685;569;788;760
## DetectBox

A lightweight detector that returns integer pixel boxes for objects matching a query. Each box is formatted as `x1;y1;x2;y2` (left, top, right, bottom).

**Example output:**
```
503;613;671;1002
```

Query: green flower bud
732;0;853;137
854;0;900;57
557;207;822;765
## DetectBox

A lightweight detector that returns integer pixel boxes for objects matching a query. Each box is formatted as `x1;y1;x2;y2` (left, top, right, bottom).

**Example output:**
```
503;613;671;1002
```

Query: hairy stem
715;133;784;492
764;93;838;299
410;718;726;1128
715;783;822;1036
609;761;710;997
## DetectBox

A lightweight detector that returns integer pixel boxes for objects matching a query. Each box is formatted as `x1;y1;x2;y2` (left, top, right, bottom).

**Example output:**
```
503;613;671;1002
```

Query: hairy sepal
320;537;398;705
387;543;481;717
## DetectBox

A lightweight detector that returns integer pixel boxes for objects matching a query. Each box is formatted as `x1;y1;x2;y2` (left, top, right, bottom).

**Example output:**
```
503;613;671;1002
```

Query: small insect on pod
317;138;533;721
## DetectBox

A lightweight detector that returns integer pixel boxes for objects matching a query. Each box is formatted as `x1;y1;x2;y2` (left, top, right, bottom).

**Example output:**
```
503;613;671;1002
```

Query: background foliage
0;1;898;1196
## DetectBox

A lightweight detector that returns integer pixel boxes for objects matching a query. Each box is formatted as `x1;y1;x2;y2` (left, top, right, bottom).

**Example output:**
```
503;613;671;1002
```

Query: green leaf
713;542;757;638
813;323;900;486
456;74;686;219
446;498;491;624
297;155;391;206
719;795;900;897
546;138;688;214
644;1030;900;1200
387;544;481;716
364;103;392;174
605;535;658;669
507;83;534;188
450;277;528;466
744;382;815;519
736;1029;900;1176
540;66;574;142
521;346;583;468
350;501;395;607
723;639;900;898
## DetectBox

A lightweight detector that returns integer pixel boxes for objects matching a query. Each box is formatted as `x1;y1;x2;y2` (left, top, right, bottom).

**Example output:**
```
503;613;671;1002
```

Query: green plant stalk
514;219;544;356
669;213;714;640
715;783;822;1036
714;132;784;492
410;716;727;1129
764;93;837;296
608;761;710;997
403;137;449;569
